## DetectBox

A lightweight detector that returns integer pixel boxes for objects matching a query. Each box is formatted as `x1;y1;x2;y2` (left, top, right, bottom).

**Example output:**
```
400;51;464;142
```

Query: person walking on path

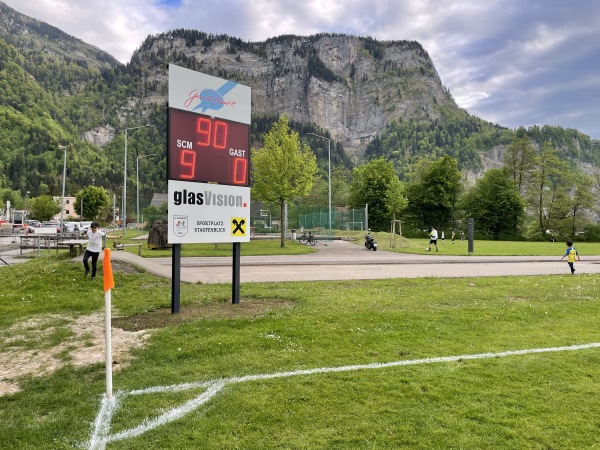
83;222;121;279
561;240;581;274
426;227;438;252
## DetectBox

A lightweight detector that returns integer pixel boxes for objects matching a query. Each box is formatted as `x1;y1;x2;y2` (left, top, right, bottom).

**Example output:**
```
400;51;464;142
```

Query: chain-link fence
296;207;366;232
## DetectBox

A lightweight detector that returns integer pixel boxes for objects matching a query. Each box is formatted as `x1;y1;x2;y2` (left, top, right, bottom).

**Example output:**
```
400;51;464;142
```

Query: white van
79;221;93;233
64;222;80;233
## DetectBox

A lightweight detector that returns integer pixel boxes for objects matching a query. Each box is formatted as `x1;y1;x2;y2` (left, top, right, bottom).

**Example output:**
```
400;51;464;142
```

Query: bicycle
298;231;316;246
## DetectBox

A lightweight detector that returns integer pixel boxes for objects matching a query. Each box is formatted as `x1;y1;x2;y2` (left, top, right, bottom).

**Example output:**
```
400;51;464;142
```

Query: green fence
297;207;365;232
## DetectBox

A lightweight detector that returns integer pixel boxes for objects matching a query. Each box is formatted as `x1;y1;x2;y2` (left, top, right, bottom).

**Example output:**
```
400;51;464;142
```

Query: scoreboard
168;108;250;186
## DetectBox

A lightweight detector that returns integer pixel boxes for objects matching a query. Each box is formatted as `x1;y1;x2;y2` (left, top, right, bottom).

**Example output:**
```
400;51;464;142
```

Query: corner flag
103;248;114;292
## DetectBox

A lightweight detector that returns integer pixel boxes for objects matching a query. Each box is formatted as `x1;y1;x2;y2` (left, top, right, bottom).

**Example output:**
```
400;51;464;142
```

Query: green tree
349;157;407;231
387;177;408;222
331;167;351;207
74;185;110;222
503;135;536;193
29;195;60;221
301;167;351;210
563;172;595;237
142;203;167;228
458;168;525;239
405;155;462;230
528;142;570;238
252;115;318;247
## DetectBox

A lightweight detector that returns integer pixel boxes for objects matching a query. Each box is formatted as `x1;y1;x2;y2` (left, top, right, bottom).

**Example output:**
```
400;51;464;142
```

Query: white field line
87;342;600;449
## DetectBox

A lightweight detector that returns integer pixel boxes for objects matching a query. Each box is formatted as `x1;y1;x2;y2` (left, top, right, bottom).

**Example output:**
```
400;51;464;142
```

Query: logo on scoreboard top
168;64;251;125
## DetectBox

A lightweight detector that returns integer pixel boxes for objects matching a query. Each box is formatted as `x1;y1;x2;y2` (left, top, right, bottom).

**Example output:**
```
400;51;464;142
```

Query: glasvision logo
173;189;246;207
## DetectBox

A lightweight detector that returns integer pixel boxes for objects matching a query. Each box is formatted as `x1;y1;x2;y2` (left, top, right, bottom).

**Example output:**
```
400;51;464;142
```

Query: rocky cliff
134;32;457;160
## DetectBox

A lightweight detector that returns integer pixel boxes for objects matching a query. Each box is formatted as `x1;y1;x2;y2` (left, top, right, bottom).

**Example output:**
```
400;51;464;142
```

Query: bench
60;239;86;257
113;242;143;256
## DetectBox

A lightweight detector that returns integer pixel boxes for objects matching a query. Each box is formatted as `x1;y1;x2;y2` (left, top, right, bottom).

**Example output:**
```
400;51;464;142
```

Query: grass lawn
342;230;600;256
1;254;599;449
118;235;316;257
116;230;600;258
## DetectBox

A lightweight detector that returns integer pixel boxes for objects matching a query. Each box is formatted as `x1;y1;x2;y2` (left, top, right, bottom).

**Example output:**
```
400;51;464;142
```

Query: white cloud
2;0;600;138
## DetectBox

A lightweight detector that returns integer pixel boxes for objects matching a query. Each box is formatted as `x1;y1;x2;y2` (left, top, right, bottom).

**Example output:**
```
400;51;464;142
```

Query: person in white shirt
83;222;121;279
426;227;439;252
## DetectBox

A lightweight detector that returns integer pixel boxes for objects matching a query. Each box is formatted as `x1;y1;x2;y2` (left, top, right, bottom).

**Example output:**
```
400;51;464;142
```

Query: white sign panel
168;180;251;244
168;64;251;125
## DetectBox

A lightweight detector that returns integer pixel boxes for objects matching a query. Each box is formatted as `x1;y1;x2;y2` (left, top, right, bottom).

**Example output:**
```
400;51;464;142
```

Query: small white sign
168;180;251;244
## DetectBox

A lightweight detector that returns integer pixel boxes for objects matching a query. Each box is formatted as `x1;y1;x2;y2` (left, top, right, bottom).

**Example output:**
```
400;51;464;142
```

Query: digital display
168;108;250;186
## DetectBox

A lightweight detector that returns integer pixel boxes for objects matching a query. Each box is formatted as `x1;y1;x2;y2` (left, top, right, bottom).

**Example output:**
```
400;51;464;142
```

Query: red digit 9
180;150;196;179
196;117;211;146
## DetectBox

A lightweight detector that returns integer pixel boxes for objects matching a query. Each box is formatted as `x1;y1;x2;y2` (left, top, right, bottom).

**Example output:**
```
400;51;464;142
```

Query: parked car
79;221;93;233
26;220;41;228
42;221;60;227
64;222;80;233
42;221;61;233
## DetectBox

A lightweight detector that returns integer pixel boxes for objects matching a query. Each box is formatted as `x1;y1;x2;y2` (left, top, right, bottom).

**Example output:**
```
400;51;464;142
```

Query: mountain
0;2;599;210
0;1;119;93
131;30;458;161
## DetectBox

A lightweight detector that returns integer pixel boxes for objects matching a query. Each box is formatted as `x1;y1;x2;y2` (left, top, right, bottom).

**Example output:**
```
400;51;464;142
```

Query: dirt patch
0;313;149;397
111;260;144;275
113;299;297;331
0;299;296;396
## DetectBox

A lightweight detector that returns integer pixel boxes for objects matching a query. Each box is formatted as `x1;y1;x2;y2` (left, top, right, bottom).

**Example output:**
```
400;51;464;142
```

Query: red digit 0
196;117;211;146
232;157;247;185
213;120;228;149
180;150;196;179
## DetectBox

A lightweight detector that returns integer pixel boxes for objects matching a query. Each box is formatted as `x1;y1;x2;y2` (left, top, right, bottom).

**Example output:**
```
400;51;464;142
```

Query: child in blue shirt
560;241;580;274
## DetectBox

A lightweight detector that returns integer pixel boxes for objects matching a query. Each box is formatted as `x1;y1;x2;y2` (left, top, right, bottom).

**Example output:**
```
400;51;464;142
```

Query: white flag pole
105;289;112;398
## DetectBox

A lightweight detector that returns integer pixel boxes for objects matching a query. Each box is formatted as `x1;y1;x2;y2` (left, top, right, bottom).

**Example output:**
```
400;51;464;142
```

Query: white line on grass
87;342;600;449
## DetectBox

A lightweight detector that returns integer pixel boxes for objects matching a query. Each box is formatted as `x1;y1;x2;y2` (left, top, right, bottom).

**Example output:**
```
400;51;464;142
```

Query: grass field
119;230;599;258
1;245;600;449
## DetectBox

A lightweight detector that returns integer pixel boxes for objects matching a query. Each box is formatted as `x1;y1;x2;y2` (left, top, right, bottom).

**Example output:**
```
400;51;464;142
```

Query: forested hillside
364;107;600;179
0;1;599;231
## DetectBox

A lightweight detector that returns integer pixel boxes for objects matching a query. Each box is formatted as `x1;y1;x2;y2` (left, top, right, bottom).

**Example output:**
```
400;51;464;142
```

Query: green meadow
1;241;599;449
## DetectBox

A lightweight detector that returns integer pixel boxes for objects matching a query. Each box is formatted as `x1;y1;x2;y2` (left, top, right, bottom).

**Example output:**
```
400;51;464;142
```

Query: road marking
87;342;600;449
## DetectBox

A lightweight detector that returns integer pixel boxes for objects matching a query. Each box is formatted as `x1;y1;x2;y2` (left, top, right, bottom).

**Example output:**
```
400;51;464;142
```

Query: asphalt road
98;240;600;284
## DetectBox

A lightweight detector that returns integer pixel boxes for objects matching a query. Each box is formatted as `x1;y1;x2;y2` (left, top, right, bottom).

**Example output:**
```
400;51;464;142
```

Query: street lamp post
25;191;30;221
58;145;68;229
307;133;332;237
123;125;154;237
136;153;157;233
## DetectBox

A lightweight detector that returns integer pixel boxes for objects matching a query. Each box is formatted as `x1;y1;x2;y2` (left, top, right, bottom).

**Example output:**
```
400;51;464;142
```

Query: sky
3;0;600;139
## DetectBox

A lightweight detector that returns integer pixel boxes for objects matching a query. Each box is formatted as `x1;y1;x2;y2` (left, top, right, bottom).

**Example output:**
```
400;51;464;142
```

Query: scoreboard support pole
232;243;241;304
171;244;181;313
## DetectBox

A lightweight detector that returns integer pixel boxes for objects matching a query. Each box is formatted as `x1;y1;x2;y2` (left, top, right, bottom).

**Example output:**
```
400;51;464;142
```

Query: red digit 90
196;117;228;149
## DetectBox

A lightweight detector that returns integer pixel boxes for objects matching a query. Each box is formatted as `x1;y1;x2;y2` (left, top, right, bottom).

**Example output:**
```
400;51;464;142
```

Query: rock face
136;33;457;160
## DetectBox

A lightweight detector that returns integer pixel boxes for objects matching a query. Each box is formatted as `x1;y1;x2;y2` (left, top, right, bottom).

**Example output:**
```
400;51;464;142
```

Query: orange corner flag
103;248;114;292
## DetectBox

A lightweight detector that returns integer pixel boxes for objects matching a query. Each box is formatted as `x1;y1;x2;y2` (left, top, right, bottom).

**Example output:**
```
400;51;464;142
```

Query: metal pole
136;155;139;234
25;191;29;221
59;145;67;228
136;154;157;234
123;125;154;238
112;194;116;235
307;133;332;238
123;129;128;238
328;138;331;237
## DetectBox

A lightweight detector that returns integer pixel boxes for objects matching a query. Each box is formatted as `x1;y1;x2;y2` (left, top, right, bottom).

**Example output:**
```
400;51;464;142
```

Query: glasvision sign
168;180;250;244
